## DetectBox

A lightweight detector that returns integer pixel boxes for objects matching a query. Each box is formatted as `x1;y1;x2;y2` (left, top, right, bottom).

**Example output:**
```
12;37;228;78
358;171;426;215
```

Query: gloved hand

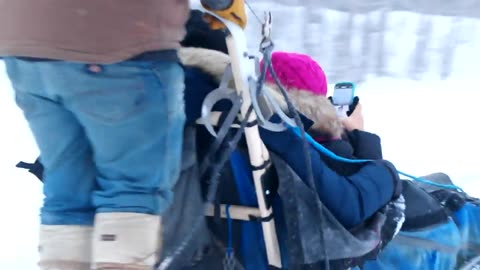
347;96;360;117
341;102;364;132
200;0;247;30
328;96;360;117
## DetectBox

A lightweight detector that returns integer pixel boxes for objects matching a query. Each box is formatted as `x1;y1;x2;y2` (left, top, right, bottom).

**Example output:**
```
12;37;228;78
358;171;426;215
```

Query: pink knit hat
262;52;328;96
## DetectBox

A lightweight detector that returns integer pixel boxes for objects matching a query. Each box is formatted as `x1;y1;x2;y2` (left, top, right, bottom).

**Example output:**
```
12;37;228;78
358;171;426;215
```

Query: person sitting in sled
261;52;384;175
260;53;480;269
177;50;402;231
174;31;401;268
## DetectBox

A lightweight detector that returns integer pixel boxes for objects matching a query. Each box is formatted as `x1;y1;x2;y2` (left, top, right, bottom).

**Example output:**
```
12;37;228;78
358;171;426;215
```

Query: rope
289;127;464;192
260;44;331;270
223;205;236;270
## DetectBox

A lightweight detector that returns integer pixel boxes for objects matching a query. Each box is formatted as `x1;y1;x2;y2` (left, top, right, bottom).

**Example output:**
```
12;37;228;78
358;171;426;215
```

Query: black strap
249;212;274;222
251;160;271;171
16;160;44;182
16;161;35;169
199;101;242;176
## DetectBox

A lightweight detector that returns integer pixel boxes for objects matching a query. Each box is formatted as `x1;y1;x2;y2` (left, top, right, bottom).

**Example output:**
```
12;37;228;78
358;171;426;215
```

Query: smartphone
332;82;355;106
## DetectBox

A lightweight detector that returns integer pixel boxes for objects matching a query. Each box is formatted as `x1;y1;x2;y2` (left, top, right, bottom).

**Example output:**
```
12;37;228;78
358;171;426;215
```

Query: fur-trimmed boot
92;212;162;270
38;225;93;270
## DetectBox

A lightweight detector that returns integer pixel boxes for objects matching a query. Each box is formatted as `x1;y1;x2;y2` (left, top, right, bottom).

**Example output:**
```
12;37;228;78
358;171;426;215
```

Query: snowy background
1;2;480;269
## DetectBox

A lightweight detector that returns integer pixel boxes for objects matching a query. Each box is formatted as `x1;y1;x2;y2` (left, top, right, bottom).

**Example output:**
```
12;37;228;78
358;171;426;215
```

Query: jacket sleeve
317;130;383;175
346;129;383;160
260;127;399;229
319;139;362;175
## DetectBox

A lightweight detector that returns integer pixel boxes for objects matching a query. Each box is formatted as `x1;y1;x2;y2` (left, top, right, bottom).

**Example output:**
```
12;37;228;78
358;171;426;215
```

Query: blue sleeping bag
454;202;480;266
362;220;461;270
228;150;270;270
362;200;480;270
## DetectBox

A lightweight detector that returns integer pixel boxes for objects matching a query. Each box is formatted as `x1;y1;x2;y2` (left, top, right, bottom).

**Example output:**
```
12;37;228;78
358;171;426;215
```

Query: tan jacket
0;0;189;63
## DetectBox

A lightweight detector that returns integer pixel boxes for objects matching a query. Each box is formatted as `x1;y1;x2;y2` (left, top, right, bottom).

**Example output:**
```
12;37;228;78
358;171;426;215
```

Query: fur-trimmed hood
178;47;343;138
270;86;343;139
178;47;230;83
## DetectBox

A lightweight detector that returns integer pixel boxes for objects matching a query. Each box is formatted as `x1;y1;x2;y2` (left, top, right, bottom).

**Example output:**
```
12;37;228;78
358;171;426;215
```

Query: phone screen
332;83;355;106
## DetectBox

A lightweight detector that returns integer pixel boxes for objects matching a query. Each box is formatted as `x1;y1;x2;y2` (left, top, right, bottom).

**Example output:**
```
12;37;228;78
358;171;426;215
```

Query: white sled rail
194;2;282;268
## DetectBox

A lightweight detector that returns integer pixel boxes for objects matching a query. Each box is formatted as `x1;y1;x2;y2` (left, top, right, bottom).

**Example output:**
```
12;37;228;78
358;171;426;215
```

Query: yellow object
202;0;247;30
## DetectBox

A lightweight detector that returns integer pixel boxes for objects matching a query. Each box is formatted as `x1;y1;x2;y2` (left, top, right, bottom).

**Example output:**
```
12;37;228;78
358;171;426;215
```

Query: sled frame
194;2;283;269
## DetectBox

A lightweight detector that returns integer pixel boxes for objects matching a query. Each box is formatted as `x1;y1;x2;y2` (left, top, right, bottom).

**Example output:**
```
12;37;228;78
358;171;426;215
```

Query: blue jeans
4;58;186;226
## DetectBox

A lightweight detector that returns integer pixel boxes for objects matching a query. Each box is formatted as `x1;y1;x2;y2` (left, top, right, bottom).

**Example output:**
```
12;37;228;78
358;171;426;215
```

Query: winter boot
38;225;93;270
92;212;162;270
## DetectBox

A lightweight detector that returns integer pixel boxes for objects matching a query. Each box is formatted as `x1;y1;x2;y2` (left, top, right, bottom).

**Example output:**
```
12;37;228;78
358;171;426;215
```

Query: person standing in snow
0;1;246;270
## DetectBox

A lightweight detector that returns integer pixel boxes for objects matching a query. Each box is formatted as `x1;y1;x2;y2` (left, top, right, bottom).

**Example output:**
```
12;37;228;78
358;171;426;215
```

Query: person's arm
346;129;383;160
260;127;399;229
317;138;364;175
340;102;383;159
